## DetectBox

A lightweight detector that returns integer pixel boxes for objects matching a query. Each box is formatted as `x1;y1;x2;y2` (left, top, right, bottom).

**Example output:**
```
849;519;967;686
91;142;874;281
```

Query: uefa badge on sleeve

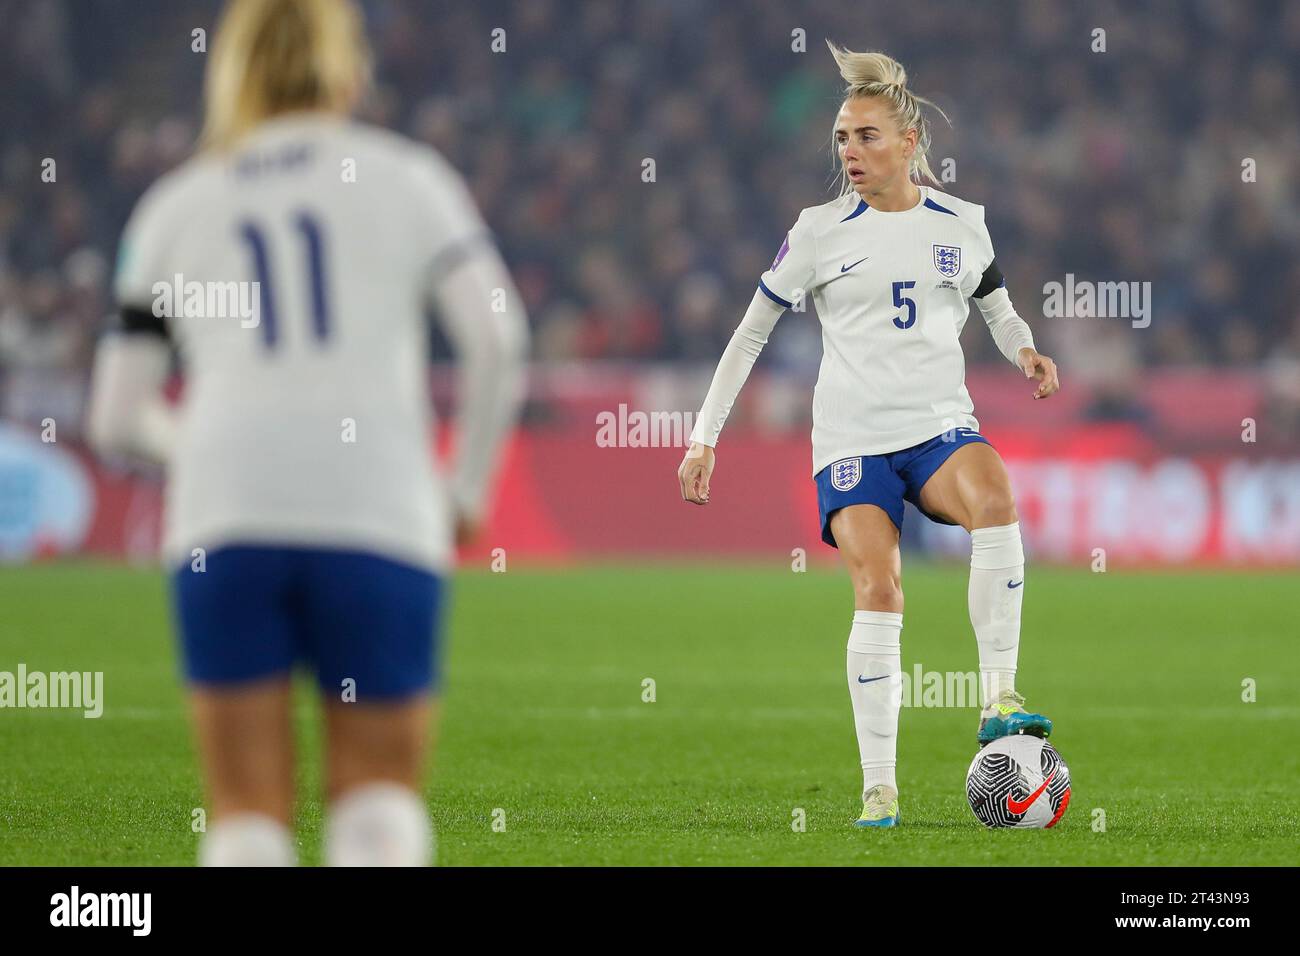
831;457;863;491
933;244;961;278
771;233;791;271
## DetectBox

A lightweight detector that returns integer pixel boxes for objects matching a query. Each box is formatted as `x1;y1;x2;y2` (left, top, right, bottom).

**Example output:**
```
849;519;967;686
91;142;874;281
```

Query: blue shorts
172;545;444;699
815;428;991;547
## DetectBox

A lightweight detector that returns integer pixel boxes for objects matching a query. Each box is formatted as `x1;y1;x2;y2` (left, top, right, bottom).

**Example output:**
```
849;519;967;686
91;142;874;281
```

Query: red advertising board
7;423;1295;567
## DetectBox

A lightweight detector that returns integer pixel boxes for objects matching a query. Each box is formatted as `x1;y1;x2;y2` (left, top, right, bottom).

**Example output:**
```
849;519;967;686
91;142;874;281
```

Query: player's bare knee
968;493;1018;531
855;576;903;613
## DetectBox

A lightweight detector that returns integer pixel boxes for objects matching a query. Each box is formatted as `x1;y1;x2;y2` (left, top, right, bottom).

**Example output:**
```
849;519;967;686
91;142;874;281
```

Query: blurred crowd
2;0;1299;436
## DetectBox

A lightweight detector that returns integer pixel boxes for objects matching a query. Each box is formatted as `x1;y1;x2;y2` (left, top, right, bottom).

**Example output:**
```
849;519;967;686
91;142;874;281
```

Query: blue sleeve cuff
758;279;793;310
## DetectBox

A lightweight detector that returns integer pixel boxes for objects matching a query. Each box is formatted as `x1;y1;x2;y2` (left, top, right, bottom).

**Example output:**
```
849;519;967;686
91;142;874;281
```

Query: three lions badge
933;244;961;278
831;457;862;491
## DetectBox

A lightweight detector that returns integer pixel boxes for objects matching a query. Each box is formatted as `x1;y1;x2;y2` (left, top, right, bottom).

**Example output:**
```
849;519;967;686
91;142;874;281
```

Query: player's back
116;114;482;572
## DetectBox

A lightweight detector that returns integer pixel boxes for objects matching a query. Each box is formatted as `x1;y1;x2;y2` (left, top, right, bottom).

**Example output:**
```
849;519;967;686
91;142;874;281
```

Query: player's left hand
1017;347;1060;400
677;441;715;505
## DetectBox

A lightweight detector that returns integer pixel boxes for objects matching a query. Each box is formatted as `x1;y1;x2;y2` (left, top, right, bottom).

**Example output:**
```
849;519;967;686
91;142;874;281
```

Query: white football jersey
114;114;504;572
757;186;1033;474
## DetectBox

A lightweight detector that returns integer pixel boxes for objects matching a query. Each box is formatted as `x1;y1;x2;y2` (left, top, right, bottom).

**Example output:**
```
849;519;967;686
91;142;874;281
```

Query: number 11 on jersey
238;211;332;351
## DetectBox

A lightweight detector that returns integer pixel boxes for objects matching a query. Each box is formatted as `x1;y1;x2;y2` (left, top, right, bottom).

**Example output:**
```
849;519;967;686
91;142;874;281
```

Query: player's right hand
677;441;715;505
454;514;484;548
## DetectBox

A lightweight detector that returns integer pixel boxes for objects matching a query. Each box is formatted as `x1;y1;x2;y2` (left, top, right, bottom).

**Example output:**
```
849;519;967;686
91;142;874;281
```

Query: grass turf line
0;561;1296;865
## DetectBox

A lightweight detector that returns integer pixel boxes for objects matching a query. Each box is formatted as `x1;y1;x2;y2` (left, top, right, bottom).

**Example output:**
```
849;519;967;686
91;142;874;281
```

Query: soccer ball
966;735;1071;829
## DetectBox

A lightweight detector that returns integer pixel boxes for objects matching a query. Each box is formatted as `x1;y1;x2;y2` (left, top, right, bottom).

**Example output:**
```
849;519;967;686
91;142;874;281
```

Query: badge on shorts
831;457;863;491
933;244;961;278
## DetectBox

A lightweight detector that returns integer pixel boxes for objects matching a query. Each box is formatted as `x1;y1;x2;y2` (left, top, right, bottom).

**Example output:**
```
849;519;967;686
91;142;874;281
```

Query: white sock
199;813;295;867
325;782;432;867
969;522;1025;708
847;610;902;796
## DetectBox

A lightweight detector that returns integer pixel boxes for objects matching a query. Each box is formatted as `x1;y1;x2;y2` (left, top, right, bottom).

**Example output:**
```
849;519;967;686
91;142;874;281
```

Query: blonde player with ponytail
89;0;527;864
678;43;1059;827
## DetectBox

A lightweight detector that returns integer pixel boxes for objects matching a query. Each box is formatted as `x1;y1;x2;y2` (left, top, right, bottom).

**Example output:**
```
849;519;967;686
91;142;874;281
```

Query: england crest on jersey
831;457;862;491
933;244;961;278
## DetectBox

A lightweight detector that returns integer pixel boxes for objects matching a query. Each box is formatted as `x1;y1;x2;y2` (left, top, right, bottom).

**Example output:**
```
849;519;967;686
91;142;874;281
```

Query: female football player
677;43;1059;827
88;0;527;863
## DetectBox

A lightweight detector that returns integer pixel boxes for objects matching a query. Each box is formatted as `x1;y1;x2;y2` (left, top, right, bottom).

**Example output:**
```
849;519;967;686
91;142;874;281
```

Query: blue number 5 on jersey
892;280;917;329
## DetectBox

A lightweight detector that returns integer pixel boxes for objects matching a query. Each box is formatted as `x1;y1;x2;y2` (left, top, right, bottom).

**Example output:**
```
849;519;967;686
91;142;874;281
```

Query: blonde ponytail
825;41;950;189
202;0;371;151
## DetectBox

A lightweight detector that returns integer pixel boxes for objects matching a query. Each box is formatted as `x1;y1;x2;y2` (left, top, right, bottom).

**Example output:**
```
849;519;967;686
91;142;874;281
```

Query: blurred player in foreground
677;43;1058;828
88;0;527;864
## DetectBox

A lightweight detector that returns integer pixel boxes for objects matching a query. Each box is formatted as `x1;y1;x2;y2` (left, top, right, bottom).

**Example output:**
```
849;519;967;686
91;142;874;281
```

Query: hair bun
824;40;950;188
826;41;909;90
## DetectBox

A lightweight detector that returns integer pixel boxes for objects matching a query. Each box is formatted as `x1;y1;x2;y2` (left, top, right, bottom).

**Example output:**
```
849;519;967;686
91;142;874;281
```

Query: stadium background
3;0;1299;568
2;0;1299;567
1;0;1298;869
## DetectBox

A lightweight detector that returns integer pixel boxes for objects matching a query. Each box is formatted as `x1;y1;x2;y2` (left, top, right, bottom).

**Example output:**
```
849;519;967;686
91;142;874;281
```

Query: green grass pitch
1;560;1297;866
